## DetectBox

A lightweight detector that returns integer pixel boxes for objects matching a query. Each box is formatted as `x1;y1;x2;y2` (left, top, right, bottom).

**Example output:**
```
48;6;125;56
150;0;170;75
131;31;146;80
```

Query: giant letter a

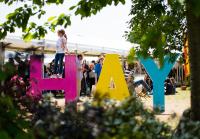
95;54;129;100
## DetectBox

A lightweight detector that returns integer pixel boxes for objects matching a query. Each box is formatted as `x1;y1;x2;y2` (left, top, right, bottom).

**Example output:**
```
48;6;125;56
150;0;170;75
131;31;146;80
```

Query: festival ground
143;88;190;128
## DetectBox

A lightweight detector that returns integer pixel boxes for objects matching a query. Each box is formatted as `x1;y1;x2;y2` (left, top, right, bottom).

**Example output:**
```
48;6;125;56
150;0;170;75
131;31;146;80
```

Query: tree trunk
186;1;200;121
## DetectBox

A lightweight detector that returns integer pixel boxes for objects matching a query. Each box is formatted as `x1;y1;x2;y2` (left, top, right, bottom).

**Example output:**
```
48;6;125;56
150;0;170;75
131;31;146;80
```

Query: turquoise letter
140;56;177;111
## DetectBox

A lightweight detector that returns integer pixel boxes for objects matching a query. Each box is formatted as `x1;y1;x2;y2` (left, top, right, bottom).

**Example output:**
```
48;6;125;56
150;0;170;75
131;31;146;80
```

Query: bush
0;95;34;139
0;59;34;139
32;99;99;139
173;109;200;139
31;97;172;139
96;97;172;139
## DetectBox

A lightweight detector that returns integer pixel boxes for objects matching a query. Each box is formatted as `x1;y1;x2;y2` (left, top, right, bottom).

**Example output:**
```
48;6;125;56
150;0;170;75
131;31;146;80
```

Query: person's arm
61;38;69;54
64;38;69;53
94;65;98;84
78;64;82;71
61;38;65;49
95;73;97;84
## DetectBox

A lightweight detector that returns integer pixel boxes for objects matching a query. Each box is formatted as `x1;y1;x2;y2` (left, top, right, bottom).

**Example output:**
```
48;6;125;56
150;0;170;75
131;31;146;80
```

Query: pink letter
28;55;77;103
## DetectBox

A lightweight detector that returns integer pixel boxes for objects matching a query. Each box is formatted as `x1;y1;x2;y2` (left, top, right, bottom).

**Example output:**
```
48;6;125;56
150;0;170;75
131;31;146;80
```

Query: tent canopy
2;36;129;57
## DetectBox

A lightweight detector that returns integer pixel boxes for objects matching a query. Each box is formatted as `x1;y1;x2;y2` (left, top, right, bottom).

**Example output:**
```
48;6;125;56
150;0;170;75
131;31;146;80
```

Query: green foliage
97;97;172;139
46;13;71;32
31;99;99;139
30;96;172;139
23;23;47;41
0;0;124;40
189;0;200;17
0;0;70;40
0;4;46;40
127;0;186;65
173;109;200;139
0;55;34;139
127;47;136;64
70;0;125;18
0;95;34;139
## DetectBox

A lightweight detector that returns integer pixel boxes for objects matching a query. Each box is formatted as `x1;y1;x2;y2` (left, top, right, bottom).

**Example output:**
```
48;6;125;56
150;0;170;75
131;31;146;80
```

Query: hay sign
28;54;177;111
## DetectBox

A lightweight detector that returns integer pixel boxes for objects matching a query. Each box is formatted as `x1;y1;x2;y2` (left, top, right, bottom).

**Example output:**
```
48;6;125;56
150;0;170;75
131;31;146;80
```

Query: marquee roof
2;36;130;57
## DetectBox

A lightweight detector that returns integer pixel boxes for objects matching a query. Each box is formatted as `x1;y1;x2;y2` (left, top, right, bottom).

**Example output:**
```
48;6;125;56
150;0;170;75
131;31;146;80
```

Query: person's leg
135;80;151;92
165;83;171;95
77;79;81;100
134;80;143;86
90;78;95;91
173;84;176;94
58;53;64;75
169;84;173;94
89;80;92;93
141;80;151;92
80;78;86;96
54;54;59;74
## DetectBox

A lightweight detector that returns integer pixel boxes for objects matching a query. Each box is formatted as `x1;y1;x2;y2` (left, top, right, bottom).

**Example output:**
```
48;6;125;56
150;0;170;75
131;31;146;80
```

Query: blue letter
139;56;177;111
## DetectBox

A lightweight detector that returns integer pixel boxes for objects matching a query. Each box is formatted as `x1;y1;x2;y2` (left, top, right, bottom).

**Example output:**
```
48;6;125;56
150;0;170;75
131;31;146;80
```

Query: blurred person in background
77;54;83;100
80;62;89;96
95;56;104;81
87;63;97;95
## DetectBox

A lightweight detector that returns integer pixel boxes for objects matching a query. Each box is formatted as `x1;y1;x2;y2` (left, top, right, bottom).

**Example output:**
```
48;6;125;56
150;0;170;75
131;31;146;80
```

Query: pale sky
0;0;133;50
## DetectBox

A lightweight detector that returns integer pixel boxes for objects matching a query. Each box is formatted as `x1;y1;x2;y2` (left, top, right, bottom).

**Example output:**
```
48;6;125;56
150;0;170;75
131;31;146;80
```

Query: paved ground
142;88;190;127
142;88;190;115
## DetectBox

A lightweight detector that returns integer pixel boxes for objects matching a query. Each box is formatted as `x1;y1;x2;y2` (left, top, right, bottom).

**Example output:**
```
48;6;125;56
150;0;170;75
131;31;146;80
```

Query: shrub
96;97;172;139
173;109;200;139
32;99;97;139
0;95;34;139
31;96;172;139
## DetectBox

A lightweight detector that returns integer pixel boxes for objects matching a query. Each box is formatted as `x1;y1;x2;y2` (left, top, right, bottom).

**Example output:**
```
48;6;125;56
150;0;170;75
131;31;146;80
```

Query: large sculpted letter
96;54;129;100
139;56;177;111
28;55;77;103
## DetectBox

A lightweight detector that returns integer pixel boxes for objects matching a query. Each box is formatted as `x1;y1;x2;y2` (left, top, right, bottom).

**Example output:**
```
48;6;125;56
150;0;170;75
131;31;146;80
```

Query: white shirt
76;58;83;80
56;36;67;53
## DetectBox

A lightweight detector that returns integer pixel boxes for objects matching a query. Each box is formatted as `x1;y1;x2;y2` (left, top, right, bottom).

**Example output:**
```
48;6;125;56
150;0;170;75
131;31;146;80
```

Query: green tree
127;0;185;64
73;0;200;121
126;0;200;121
0;0;200;121
186;0;200;121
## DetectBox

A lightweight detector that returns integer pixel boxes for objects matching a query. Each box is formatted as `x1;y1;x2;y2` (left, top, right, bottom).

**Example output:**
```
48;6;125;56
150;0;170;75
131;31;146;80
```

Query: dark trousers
88;78;95;92
80;78;87;96
54;53;64;74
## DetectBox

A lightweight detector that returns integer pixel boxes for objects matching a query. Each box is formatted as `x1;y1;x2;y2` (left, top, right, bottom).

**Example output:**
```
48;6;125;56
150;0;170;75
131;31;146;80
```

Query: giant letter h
28;55;77;103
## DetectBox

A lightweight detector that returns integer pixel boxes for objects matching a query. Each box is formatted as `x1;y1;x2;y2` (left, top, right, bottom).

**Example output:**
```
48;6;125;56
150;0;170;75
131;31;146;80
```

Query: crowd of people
43;54;103;97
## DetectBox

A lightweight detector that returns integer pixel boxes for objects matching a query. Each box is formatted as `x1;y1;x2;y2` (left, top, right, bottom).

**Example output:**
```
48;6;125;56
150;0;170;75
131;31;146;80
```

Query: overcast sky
0;0;133;50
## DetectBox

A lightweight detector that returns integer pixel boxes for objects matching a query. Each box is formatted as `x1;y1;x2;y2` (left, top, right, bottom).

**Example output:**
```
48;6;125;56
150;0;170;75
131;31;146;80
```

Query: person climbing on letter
53;29;68;78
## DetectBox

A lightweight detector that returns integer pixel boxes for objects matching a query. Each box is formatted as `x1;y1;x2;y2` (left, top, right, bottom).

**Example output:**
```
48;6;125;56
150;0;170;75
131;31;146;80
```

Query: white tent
3;36;130;57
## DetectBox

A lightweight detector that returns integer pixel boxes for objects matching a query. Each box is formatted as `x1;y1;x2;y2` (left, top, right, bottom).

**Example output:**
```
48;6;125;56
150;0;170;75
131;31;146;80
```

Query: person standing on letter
53;29;68;78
